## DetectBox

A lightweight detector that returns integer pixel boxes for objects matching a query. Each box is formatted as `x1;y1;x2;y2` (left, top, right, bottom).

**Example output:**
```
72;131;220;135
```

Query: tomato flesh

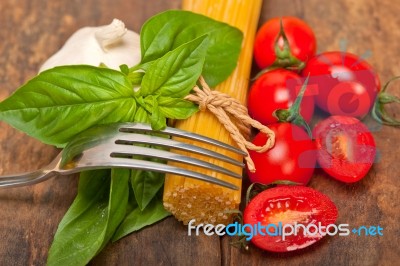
244;186;338;252
302;51;380;118
247;123;316;185
313;116;376;182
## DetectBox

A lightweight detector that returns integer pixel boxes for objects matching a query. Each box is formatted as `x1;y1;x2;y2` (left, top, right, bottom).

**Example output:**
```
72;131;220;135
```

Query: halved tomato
313;115;376;183
243;186;338;252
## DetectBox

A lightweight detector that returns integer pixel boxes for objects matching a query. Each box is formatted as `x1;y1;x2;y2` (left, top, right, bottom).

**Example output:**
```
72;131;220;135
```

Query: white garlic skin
39;19;141;72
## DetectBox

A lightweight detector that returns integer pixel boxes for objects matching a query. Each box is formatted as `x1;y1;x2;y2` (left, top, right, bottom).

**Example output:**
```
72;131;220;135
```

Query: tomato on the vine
302;51;381;118
247;123;316;185
243;186;338;252
253;16;317;70
248;69;314;125
313;115;376;183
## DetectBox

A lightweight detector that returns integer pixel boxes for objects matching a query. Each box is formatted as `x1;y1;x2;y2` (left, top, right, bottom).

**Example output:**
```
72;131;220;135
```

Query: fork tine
113;133;245;168
109;145;242;179
70;156;239;190
118;123;247;156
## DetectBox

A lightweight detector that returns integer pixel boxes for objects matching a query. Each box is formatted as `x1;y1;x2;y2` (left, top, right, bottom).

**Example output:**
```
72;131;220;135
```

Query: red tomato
248;69;314;125
247;123;316;185
243;186;338;252
302;51;381;118
254;16;317;69
313;115;376;183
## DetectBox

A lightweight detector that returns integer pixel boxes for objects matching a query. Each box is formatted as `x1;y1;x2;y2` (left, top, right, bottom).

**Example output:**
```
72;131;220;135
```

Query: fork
0;123;246;189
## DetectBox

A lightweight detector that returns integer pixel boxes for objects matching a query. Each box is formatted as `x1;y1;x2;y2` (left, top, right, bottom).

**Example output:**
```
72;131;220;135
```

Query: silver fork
0;123;245;189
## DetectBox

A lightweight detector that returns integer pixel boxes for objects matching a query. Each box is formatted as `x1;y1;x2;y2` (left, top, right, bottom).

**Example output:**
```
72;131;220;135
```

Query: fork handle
0;170;57;188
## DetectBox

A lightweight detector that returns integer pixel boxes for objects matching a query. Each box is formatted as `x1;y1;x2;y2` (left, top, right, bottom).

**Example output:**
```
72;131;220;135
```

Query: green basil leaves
0;10;243;265
139;35;209;97
112;189;170;242
0;66;137;147
47;169;130;266
140;10;243;87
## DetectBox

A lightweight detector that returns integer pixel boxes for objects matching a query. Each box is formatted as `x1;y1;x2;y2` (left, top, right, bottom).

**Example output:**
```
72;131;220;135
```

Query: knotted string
185;76;275;173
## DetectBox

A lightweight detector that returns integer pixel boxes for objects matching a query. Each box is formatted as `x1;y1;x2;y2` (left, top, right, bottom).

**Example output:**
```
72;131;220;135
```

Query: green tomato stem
372;76;400;126
272;19;306;71
273;76;312;136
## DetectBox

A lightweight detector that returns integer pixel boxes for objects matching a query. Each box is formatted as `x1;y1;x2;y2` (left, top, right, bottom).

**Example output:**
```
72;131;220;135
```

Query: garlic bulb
39;19;141;72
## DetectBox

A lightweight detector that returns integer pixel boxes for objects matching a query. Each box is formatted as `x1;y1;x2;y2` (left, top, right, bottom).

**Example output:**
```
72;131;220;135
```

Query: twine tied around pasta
185;76;275;173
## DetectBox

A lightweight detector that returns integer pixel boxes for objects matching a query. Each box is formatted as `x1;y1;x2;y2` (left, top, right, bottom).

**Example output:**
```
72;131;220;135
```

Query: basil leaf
47;169;129;266
131;169;164;211
158;96;199;119
143;95;166;130
100;169;130;250
128;71;145;86
140;10;243;87
52;170;110;239
112;190;170;242
134;106;150;123
150;105;166;130
119;64;130;74
0;65;136;147
129;102;164;210
140;35;209;98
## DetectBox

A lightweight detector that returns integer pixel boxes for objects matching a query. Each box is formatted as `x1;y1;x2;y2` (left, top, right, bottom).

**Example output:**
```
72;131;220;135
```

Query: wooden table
0;0;399;265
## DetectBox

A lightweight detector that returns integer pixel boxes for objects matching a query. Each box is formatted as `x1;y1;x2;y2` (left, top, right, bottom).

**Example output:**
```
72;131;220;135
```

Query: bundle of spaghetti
163;0;263;225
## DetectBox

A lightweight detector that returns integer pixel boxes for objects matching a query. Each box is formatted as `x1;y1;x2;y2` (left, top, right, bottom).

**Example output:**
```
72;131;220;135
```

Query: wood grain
0;0;399;265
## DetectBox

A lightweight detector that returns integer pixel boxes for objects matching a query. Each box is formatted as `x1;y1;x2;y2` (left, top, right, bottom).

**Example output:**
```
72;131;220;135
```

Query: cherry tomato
254;16;317;69
302;51;381;118
313;115;376;183
247;123;316;185
248;69;314;125
243;186;338;252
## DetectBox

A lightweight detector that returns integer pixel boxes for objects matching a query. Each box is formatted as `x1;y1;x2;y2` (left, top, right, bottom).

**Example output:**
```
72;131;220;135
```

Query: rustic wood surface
0;0;399;265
